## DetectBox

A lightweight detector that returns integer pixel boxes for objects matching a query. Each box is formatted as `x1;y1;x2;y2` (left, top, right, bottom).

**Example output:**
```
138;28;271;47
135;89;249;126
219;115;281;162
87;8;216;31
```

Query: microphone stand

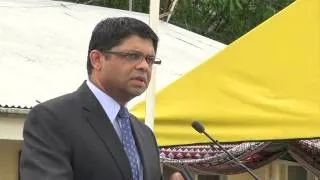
191;121;260;180
179;165;194;180
203;131;260;180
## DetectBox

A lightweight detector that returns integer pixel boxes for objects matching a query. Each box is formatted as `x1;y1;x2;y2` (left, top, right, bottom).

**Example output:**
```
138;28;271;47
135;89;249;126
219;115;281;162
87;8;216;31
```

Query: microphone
191;121;260;180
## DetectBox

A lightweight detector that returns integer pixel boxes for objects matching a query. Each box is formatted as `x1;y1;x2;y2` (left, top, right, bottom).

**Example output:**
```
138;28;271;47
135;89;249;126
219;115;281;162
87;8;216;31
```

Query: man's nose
135;58;151;72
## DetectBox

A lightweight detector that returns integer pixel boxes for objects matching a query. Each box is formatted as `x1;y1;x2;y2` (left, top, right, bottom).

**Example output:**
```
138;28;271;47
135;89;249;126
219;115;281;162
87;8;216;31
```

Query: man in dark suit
20;17;184;180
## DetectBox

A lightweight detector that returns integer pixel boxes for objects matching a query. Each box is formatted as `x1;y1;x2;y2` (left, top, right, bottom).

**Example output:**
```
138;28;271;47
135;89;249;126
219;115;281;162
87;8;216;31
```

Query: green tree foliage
169;0;295;44
60;0;294;44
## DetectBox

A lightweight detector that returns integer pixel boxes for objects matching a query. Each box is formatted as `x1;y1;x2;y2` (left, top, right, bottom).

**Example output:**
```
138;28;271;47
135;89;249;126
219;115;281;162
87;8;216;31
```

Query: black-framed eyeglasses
103;50;161;66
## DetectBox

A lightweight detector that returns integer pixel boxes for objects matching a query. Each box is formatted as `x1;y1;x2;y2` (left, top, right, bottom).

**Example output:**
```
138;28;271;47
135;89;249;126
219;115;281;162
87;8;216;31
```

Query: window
288;166;307;180
198;174;224;180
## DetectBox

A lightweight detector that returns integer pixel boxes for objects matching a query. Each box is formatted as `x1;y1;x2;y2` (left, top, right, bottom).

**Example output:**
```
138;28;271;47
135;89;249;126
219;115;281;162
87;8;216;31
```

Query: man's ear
89;50;103;71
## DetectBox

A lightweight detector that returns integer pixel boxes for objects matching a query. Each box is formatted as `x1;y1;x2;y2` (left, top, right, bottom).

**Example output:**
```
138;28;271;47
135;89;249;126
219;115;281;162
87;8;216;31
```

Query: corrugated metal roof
0;0;225;110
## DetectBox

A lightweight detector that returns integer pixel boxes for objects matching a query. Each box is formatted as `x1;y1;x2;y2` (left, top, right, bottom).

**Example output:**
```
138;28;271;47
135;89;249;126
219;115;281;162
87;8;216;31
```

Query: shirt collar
86;80;120;123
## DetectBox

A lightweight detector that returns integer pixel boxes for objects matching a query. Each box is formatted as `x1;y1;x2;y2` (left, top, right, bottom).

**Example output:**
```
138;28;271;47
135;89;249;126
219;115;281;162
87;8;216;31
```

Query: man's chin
129;88;146;97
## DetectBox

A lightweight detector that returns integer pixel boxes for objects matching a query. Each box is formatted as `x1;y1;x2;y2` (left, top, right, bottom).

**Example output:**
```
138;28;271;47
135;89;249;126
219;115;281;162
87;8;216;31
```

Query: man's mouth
131;76;147;85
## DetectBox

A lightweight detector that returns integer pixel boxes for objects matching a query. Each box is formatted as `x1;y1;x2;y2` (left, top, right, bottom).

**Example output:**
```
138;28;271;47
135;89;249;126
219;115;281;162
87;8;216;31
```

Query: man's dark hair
87;17;159;75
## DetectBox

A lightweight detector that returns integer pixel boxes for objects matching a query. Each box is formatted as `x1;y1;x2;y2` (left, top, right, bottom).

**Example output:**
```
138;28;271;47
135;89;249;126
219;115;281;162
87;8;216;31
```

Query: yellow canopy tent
131;0;320;146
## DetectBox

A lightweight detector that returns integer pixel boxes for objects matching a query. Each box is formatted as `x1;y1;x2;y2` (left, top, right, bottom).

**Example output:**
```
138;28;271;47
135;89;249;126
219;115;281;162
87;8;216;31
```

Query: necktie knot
118;106;129;118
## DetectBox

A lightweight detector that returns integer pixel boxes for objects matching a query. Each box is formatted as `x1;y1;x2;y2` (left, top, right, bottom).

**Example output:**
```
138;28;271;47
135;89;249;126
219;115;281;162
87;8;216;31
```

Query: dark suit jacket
20;82;163;180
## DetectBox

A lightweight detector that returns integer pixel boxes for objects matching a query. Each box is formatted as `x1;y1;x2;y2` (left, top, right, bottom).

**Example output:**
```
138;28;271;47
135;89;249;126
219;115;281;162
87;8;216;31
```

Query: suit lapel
77;82;132;180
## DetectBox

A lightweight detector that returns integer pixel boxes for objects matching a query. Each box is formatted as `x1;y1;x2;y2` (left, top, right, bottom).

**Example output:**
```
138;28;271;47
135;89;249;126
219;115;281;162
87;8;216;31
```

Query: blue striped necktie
117;106;141;180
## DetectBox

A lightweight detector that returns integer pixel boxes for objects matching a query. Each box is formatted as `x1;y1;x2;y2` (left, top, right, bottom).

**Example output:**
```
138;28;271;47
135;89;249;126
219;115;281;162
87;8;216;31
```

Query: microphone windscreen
191;121;205;133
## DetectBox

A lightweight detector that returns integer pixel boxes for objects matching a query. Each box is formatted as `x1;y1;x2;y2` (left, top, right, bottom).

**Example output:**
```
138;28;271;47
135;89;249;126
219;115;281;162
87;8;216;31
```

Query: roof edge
0;107;30;115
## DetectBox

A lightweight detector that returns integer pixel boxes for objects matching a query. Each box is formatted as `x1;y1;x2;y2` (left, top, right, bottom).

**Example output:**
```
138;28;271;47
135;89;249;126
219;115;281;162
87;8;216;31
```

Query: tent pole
129;0;133;11
145;0;160;131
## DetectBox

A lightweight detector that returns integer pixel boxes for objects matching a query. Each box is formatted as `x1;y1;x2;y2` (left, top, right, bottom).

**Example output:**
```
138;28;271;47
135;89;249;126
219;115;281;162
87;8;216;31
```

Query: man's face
92;35;155;102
